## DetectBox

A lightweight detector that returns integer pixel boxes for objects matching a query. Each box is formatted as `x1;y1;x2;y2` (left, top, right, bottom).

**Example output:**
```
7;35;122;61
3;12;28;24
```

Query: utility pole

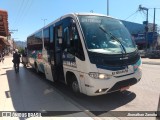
41;19;47;27
152;8;156;50
107;0;109;16
139;5;149;50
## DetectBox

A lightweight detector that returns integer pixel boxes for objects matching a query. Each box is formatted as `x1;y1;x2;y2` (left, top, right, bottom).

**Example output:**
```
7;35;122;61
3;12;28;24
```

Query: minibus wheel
71;76;80;94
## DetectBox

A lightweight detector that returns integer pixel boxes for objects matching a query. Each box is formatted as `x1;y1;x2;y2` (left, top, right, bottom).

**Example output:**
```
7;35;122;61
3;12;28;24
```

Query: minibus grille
107;78;138;93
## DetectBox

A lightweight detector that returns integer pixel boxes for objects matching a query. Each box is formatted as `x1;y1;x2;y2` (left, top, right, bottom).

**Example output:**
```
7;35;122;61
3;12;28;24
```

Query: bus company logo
112;69;128;75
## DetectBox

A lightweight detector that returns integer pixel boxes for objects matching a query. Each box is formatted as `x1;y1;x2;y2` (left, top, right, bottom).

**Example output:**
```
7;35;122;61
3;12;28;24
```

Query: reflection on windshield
78;15;136;54
99;25;127;54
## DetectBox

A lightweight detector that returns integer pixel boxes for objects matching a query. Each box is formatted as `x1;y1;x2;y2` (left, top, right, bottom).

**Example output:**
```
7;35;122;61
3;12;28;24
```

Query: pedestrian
0;52;2;63
1;51;5;63
13;49;21;73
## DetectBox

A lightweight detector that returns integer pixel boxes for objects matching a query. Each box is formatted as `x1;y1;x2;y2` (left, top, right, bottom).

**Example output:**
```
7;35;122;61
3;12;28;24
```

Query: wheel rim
72;81;79;93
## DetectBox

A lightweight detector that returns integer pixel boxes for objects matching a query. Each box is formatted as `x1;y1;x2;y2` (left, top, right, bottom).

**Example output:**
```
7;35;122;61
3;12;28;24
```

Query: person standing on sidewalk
13;49;21;73
0;52;2;63
1;51;5;63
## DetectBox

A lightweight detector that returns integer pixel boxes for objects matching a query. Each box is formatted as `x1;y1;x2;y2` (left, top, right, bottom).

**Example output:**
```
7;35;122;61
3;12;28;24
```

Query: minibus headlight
88;72;112;80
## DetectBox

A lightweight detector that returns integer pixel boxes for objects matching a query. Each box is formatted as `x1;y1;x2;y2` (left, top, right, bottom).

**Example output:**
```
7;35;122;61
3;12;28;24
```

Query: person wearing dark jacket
13;49;21;73
0;52;2;62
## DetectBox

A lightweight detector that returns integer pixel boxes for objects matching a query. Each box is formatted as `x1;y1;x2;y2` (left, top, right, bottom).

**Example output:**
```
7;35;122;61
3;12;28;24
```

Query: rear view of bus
76;14;142;96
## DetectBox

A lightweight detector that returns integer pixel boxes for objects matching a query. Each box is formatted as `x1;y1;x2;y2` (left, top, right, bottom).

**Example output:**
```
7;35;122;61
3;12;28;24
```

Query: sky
1;0;160;41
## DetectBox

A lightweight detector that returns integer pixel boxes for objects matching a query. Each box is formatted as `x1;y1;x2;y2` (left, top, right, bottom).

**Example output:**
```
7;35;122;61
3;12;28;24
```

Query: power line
17;0;33;26
139;11;146;20
124;10;139;20
13;0;25;28
13;0;33;28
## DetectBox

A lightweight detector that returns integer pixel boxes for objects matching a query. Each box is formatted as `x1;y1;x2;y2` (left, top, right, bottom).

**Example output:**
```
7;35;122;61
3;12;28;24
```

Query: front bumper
82;68;142;96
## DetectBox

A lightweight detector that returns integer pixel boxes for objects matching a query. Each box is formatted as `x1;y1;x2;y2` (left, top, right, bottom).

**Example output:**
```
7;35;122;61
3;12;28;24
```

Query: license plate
120;86;130;91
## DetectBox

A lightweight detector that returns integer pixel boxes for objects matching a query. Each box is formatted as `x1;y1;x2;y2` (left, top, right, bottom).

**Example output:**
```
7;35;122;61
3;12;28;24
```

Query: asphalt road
28;64;160;120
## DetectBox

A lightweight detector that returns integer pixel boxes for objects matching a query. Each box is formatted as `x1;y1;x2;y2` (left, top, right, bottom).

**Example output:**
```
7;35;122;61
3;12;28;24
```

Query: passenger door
53;25;65;82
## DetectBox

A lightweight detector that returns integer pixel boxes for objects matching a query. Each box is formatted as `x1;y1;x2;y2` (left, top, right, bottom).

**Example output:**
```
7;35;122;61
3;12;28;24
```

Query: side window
49;26;55;61
44;27;50;50
55;25;63;48
27;31;42;50
27;32;42;50
35;32;43;50
64;27;69;47
64;19;85;61
73;27;85;61
50;26;54;44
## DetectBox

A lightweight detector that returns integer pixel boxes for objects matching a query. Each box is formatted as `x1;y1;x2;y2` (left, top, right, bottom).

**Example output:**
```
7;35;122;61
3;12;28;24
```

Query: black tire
71;75;80;94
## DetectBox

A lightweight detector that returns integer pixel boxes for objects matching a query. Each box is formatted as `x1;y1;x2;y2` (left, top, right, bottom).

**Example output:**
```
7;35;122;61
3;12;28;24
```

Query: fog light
99;89;102;92
95;88;108;93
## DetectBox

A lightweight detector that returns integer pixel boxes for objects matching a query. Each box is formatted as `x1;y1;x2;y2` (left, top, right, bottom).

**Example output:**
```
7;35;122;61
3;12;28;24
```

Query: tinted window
78;15;136;54
64;20;85;61
44;27;50;49
27;31;42;50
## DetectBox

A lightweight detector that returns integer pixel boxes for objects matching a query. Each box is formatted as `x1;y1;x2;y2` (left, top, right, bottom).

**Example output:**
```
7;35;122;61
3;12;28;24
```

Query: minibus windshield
78;15;136;54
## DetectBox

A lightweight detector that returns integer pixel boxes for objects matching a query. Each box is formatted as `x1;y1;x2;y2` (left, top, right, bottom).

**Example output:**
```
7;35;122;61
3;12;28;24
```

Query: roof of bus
74;12;112;17
27;13;114;38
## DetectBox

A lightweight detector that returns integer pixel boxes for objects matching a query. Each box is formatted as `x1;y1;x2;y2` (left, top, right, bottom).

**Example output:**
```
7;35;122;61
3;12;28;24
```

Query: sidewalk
141;58;160;65
0;56;98;120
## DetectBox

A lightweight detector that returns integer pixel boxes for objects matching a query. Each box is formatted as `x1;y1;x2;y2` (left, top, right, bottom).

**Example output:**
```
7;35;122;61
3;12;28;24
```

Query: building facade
121;20;159;50
0;9;11;54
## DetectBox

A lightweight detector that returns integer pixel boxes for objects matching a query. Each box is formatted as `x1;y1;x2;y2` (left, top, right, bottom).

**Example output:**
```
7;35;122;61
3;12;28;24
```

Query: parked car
138;50;146;58
147;50;160;59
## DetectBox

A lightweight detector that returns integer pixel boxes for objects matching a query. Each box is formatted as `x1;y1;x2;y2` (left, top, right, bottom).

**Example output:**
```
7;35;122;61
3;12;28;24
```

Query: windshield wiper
99;26;128;67
99;26;127;54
